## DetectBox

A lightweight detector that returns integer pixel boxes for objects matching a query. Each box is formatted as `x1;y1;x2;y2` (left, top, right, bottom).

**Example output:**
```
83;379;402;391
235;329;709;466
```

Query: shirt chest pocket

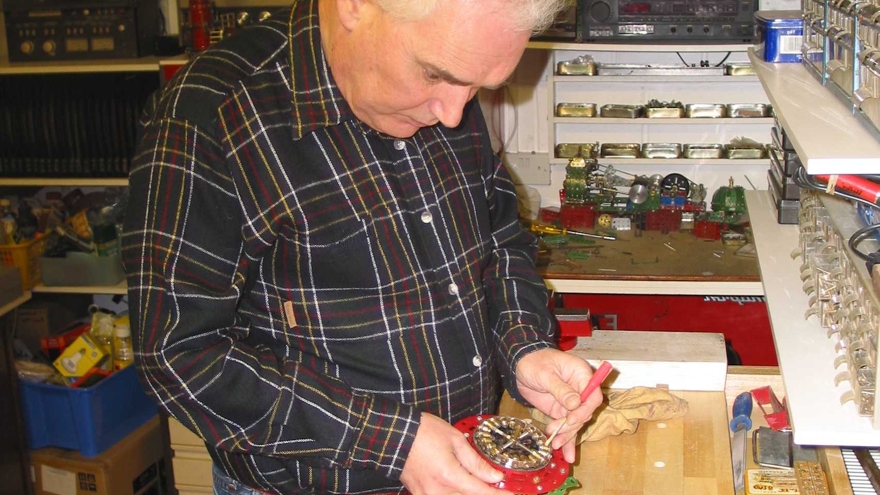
280;215;384;291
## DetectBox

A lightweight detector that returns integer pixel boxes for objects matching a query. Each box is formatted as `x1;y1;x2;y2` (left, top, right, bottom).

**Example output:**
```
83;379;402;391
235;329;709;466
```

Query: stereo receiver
4;0;158;61
579;0;757;43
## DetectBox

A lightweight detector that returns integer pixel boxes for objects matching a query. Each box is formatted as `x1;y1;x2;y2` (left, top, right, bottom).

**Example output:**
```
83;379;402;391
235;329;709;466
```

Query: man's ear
335;0;372;31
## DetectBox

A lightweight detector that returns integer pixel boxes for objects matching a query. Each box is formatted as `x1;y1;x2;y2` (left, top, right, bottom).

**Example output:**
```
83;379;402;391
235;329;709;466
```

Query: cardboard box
30;416;166;495
53;334;107;378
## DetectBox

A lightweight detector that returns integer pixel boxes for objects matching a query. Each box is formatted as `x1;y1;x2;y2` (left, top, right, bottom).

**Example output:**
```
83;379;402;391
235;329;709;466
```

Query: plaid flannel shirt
122;1;556;493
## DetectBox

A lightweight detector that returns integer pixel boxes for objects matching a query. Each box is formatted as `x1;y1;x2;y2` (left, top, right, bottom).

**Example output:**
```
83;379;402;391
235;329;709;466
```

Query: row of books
0;73;159;177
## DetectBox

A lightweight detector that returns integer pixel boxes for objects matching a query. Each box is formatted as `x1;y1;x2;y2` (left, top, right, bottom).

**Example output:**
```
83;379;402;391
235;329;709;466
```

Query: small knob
703;26;710;33
20;40;34;55
237;11;250;26
590;1;613;22
686;26;693;33
42;40;56;55
670;26;677;33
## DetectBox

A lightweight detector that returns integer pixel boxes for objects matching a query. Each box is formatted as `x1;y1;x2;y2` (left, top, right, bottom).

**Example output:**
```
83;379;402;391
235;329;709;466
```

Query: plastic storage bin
39;252;125;286
755;10;804;63
0;235;47;289
19;365;157;457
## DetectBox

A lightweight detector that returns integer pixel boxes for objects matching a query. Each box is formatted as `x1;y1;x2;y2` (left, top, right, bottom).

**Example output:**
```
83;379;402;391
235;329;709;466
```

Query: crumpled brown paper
530;386;689;443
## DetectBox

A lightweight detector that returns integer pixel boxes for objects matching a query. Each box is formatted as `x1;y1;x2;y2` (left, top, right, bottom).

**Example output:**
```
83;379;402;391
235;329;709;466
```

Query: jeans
213;464;270;495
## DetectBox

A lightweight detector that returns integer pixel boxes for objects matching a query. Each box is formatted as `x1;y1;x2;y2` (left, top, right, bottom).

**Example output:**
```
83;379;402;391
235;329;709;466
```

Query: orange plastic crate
0;236;47;289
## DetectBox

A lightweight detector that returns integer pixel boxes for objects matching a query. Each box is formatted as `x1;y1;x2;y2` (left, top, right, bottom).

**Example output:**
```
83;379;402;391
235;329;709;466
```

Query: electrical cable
792;167;880;263
715;52;732;67
676;52;689;66
501;85;518;158
848;223;880;262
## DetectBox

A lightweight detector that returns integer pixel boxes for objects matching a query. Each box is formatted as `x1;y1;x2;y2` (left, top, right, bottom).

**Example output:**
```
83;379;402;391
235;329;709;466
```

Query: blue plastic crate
19;365;157;457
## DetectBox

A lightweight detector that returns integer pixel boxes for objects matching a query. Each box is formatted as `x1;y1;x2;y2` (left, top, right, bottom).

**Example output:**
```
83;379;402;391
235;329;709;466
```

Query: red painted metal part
453;415;570;494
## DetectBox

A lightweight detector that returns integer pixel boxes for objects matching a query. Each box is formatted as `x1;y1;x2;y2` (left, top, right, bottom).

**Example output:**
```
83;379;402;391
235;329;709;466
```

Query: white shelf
0;177;128;187
747;49;880;175
554;117;774;125
550;158;770;165
0;291;31;318
0;56;163;75
545;278;763;295
528;41;751;52
32;281;127;295
554;75;758;83
747;189;880;446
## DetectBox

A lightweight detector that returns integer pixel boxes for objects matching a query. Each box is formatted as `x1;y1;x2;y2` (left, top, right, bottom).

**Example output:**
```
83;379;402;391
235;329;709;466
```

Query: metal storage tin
645;107;684;118
754;11;804;63
556;58;597;76
600;104;643;118
554;143;599;158
596;64;724;76
641;143;682;159
556;103;598;117
724;63;756;76
600;143;641;158
555;143;599;158
683;144;724;158
726;103;770;118
724;144;767;159
685;103;727;118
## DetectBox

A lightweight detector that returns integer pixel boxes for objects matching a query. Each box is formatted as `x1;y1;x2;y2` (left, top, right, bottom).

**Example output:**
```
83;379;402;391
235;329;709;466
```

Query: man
122;0;601;493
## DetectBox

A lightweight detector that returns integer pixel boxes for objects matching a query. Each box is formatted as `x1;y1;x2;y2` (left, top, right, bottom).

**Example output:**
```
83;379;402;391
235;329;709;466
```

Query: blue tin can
755;10;804;63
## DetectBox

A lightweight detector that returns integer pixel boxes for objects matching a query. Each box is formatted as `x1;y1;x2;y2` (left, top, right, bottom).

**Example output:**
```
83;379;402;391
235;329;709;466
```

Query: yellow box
53;334;108;378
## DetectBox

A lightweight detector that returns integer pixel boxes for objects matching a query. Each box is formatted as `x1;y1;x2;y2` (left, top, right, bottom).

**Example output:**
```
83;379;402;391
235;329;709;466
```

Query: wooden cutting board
499;390;734;495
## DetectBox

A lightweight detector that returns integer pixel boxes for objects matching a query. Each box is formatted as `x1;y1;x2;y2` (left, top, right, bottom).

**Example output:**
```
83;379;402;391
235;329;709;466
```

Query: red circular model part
453;415;570;494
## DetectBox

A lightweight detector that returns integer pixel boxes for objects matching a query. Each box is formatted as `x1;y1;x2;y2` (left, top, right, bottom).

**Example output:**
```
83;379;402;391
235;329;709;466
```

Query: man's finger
454;438;506;486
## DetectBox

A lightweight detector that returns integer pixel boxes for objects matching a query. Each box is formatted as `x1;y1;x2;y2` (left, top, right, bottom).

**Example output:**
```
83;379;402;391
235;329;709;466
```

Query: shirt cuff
347;393;421;480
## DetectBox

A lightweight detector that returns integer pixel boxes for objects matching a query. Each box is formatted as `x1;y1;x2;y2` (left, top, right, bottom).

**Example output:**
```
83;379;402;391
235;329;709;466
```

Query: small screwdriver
528;221;617;241
546;361;614;445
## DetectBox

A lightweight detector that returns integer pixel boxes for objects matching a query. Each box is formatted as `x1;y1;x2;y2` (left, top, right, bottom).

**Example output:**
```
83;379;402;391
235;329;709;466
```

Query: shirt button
473;356;483;367
394;140;406;150
420;211;433;223
448;283;459;296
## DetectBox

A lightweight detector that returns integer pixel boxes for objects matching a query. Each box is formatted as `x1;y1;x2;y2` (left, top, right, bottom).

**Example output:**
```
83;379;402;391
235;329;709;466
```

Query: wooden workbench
538;229;760;282
499;391;734;494
496;366;855;495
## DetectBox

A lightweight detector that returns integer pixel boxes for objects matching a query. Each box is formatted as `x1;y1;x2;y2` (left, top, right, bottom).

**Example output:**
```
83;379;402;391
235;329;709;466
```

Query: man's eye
425;70;442;82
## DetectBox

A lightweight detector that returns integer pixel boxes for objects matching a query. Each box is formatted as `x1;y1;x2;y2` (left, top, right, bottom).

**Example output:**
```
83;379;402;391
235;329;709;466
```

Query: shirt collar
286;0;358;139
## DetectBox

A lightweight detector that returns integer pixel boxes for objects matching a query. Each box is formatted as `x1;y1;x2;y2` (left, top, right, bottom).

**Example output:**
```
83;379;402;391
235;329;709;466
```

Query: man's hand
515;348;602;463
400;413;512;495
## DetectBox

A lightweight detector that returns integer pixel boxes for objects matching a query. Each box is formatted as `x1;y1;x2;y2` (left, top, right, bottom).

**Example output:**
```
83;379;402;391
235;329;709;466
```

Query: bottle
90;311;115;371
112;321;134;370
15;201;38;243
0;199;17;245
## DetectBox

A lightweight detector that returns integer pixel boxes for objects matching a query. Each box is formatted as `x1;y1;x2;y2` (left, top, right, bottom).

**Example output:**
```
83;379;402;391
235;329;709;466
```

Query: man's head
319;0;567;138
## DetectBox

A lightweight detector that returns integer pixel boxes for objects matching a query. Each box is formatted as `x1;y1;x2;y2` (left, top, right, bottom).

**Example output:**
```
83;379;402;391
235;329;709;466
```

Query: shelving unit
748;49;880;175
552;117;774;125
748;189;880;445
32;282;127;296
527;41;752;52
0;178;128;187
0;56;164;75
549;157;771;165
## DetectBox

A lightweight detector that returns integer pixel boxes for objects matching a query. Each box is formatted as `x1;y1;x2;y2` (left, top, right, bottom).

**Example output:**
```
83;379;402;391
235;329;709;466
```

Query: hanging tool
547;361;614;445
730;392;753;495
528;221;617;241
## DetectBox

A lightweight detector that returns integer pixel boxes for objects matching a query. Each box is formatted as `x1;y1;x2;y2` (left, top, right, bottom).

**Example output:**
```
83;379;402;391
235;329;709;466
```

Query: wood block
568;331;727;391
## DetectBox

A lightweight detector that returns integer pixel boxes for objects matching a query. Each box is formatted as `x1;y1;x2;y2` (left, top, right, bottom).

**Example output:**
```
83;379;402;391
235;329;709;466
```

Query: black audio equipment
4;0;158;61
578;0;757;43
532;1;579;41
0;72;159;177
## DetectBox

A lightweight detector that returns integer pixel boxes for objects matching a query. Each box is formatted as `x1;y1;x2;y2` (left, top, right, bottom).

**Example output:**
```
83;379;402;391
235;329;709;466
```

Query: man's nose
428;86;477;128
